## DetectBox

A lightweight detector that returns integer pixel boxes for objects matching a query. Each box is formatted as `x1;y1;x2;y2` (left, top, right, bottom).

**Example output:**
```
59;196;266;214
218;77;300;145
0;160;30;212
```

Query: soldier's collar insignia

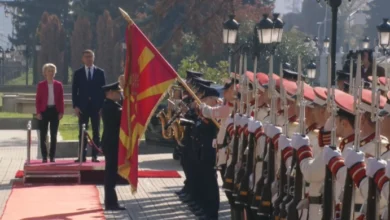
360;132;375;147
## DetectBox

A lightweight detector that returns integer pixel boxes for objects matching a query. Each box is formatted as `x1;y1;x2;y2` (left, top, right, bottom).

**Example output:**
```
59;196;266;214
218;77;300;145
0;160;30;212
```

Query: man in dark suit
361;49;385;80
72;49;106;162
101;82;125;211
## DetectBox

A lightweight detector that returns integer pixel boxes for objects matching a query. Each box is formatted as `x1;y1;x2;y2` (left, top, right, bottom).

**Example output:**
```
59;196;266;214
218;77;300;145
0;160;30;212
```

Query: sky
0;6;13;49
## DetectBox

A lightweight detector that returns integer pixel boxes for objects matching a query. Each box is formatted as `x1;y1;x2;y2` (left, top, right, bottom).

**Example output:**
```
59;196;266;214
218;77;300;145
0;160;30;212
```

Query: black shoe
74;159;86;163
92;158;100;163
105;205;126;211
50;158;55;163
42;158;48;163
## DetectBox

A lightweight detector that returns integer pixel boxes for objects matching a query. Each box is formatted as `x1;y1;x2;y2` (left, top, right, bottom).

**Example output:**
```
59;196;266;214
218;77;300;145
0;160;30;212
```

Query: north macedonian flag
118;21;178;192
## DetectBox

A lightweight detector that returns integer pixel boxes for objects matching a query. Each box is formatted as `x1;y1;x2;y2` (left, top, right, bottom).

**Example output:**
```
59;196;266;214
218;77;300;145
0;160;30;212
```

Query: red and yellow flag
118;22;178;192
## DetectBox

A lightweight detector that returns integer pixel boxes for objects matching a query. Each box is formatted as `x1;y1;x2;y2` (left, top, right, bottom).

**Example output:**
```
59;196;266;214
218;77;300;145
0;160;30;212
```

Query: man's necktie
88;68;92;81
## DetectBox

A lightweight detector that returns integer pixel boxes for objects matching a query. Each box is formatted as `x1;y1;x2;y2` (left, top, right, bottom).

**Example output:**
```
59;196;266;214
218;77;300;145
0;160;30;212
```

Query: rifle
365;51;381;220
285;56;305;220
222;54;243;192
233;50;250;201
340;52;362;220
272;63;288;219
237;54;259;208
251;138;268;210
322;54;338;220
257;55;276;217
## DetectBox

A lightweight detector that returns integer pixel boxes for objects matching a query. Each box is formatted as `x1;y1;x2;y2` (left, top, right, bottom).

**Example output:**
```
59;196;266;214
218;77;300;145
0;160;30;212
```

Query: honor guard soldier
192;85;220;220
176;70;203;199
322;88;388;218
101;82;126;211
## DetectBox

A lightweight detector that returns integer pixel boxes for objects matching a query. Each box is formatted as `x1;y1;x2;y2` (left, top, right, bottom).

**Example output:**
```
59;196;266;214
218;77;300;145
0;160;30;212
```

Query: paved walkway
0;130;231;220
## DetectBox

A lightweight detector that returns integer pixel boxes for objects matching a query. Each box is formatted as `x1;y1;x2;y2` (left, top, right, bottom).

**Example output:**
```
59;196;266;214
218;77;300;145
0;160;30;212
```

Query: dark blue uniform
191;116;219;219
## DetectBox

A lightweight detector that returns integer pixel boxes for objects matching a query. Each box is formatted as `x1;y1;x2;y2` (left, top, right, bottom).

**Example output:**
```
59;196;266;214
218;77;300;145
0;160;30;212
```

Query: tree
70;16;92;71
7;0;68;46
96;10;115;81
177;55;229;84
38;12;66;80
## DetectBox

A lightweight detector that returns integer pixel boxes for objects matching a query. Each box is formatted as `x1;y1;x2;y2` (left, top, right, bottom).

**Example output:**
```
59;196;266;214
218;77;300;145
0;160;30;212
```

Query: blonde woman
35;63;64;163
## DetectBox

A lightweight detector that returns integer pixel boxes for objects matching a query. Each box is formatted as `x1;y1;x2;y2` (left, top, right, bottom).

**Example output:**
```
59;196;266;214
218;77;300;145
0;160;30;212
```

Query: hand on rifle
296;198;309;210
248;118;262;133
344;148;365;169
323;146;342;165
264;124;282;139
366;158;386;178
291;133;310;150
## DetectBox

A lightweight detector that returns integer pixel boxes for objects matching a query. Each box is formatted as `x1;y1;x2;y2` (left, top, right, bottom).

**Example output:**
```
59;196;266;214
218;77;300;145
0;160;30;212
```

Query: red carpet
1;183;104;220
15;170;181;179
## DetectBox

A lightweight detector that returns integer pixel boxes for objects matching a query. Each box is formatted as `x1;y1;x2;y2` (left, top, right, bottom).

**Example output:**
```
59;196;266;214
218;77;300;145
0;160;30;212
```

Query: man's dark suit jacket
72;66;106;112
362;64;385;81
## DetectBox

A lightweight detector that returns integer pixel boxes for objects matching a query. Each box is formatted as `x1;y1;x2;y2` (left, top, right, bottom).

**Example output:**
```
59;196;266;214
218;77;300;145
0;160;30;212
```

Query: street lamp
304;37;311;47
223;15;240;45
377;18;390;49
256;14;274;44
5;49;11;59
306;60;317;84
362;36;370;49
272;13;284;44
323;37;330;49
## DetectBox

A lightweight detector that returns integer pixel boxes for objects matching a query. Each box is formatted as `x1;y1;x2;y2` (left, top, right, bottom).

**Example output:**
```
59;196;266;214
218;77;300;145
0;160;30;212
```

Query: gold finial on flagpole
119;7;134;25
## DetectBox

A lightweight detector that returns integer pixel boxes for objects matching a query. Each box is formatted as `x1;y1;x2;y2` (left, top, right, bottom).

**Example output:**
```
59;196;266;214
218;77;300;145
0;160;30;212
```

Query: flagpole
119;7;220;129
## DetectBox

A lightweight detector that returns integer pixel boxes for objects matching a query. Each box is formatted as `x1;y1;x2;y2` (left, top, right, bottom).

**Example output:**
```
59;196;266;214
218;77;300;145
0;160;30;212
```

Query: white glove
239;116;249;127
385;161;390;178
296;198;309;210
366;158;386;178
234;113;241;123
291;133;310;150
199;102;207;110
324;117;332;132
323;146;342;165
248;119;262;133
216;148;227;166
264;124;282;139
224;117;234;127
271;181;278;196
382;208;388;220
212;139;217;149
278;134;292;152
344;148;364;169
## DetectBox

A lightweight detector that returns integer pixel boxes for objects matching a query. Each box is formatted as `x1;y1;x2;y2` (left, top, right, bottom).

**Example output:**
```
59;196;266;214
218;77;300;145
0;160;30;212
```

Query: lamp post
377;19;390;50
304;37;312;47
33;43;41;84
306;60;317;85
323;37;330;52
362;36;370;49
222;14;240;77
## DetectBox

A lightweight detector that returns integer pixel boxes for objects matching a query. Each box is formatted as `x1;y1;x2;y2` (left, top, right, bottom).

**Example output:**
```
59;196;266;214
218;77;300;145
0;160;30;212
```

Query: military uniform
100;82;125;210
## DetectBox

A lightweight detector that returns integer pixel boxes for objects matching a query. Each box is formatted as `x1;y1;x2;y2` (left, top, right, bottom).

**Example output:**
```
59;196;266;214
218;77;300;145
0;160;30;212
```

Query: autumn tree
96;10;115;82
38;12;66;81
70;16;92;70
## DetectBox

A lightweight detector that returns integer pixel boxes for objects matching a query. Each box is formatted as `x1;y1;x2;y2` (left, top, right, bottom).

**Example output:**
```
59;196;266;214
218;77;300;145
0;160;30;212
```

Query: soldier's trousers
180;145;191;193
199;148;220;218
104;151;119;207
